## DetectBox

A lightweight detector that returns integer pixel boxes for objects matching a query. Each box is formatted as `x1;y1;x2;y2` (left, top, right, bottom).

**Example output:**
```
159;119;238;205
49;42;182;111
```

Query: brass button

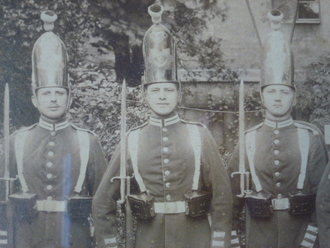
48;151;54;157
46;173;53;179
274;150;280;155
273;139;280;145
273;129;279;135
166;194;171;201
47;196;53;200
50;131;56;136
164;170;170;176
48;141;55;146
274;160;280;166
163;159;170;164
165;182;171;188
274;172;280;177
162;137;169;142
46;185;53;190
162;147;169;153
46;162;53;168
276;182;281;188
162;128;168;132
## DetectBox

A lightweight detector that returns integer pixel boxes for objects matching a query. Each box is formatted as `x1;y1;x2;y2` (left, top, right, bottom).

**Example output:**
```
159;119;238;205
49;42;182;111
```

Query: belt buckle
272;198;289;210
45;200;53;211
164;202;176;213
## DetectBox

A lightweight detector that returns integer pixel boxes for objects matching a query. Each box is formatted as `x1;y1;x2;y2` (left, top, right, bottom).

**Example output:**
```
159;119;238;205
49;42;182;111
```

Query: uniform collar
38;118;70;131
264;118;294;129
149;114;180;127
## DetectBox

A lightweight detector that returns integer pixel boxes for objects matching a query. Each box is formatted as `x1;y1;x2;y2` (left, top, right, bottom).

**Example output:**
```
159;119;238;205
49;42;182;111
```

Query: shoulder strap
74;130;90;193
14;131;29;193
128;129;147;192
187;124;202;191
297;128;310;190
245;130;262;192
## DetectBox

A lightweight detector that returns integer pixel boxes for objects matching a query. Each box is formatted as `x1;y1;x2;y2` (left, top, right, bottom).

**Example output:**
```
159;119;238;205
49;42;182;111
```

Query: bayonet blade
238;79;246;196
4;84;10;199
119;79;127;204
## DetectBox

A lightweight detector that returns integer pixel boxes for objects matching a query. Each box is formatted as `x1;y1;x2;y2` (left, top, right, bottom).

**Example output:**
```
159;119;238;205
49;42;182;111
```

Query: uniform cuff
211;231;225;248
300;224;318;248
0;230;8;246
231;230;240;248
104;236;117;248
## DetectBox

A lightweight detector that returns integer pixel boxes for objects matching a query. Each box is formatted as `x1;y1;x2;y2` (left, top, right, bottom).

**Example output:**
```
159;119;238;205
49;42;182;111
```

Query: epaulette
70;123;97;136
127;121;148;136
294;121;320;136
12;123;37;136
244;122;263;134
181;119;207;128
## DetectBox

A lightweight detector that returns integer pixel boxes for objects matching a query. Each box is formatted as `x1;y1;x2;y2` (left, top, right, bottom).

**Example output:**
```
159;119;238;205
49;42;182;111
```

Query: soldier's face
32;87;69;120
145;83;178;116
262;85;295;119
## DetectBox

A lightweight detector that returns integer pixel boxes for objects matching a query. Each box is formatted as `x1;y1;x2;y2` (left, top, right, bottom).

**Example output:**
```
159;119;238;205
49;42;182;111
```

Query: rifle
111;79;134;248
231;79;251;197
0;84;15;248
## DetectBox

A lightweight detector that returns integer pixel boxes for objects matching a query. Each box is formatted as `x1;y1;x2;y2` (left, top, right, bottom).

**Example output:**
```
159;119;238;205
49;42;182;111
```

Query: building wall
208;0;330;82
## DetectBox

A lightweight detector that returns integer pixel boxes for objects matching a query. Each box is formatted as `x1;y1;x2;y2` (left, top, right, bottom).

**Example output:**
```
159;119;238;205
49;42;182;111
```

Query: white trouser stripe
0;231;7;236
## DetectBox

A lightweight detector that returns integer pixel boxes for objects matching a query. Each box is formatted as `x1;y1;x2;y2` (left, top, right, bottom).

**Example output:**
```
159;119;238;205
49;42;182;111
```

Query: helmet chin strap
65;89;72;111
177;80;183;105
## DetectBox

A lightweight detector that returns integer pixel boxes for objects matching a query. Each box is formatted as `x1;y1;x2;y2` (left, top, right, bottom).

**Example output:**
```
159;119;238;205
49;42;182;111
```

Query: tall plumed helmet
31;10;69;92
142;3;178;85
260;9;294;90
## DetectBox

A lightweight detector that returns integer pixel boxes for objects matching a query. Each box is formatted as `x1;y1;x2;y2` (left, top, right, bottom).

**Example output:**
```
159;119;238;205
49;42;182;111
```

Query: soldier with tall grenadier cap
92;3;232;248
228;9;328;248
0;10;107;248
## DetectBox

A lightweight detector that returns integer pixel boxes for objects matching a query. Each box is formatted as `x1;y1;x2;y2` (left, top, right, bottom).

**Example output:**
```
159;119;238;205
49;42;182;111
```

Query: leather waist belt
154;201;186;214
36;200;67;212
272;198;290;210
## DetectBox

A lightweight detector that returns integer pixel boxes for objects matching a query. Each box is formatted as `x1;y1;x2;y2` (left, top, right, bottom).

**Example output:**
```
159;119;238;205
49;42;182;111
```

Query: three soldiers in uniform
1;4;330;248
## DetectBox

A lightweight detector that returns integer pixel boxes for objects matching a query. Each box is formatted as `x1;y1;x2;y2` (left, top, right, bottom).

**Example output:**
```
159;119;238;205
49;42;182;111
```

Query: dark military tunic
0;118;107;248
93;114;232;248
316;159;330;248
228;118;328;248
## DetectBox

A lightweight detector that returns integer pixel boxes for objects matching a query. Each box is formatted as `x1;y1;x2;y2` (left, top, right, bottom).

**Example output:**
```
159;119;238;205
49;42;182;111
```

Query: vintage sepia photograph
1;0;330;247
